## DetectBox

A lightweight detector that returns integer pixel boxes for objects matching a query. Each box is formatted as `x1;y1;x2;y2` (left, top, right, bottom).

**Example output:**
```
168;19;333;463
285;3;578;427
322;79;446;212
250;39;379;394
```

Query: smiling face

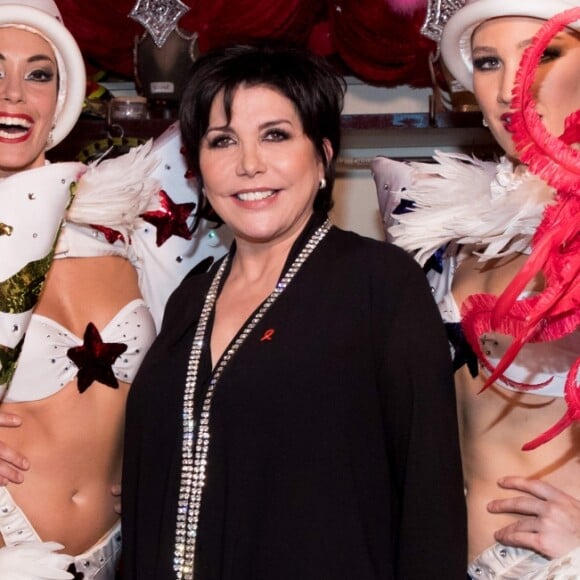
199;84;331;247
0;27;58;177
472;16;580;161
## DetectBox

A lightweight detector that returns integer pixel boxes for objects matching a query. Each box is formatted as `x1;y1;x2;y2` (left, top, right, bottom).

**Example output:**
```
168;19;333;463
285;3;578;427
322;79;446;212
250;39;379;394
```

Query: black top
122;213;467;579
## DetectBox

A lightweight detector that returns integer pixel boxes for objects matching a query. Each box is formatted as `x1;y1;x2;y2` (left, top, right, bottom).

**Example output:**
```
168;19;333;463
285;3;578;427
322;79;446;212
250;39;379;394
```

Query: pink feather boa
461;7;580;450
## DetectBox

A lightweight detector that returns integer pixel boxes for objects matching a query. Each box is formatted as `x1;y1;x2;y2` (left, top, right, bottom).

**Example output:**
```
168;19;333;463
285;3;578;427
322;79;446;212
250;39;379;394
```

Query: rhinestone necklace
174;219;331;579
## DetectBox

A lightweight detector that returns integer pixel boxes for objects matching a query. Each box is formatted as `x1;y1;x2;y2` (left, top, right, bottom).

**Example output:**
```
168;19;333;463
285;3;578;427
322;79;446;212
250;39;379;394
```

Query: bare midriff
456;366;580;562
1;381;127;554
0;256;141;555
452;252;580;563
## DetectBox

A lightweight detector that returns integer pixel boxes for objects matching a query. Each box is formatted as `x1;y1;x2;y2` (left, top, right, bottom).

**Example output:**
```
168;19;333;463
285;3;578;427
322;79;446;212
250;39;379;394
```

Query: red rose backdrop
54;0;435;87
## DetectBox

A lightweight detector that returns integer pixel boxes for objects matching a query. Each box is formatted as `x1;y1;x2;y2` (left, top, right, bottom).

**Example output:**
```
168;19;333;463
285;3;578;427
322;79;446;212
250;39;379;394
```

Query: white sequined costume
0;122;231;579
372;151;580;579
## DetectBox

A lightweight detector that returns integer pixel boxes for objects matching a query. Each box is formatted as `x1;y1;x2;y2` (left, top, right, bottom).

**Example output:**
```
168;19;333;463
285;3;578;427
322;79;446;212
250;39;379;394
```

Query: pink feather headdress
461;7;580;450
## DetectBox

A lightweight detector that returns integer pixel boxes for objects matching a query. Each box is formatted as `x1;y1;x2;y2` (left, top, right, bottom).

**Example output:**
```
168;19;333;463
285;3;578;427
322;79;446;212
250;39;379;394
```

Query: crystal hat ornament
129;0;190;48
420;0;466;43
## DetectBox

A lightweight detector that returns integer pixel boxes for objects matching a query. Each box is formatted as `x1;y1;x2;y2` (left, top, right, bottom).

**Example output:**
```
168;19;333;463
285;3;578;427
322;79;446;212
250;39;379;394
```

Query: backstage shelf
47;111;501;163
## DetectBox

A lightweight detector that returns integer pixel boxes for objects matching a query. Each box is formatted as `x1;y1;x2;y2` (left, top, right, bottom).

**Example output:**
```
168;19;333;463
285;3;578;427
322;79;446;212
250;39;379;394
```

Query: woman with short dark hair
122;43;467;580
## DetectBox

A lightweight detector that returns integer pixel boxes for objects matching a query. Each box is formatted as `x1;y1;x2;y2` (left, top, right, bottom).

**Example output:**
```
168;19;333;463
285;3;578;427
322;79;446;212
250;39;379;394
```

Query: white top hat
440;0;580;91
0;0;86;149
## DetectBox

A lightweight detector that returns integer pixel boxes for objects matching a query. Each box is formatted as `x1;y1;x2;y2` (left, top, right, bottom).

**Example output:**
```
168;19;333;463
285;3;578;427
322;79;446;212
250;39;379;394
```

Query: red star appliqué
67;322;128;393
140;189;196;247
90;224;125;244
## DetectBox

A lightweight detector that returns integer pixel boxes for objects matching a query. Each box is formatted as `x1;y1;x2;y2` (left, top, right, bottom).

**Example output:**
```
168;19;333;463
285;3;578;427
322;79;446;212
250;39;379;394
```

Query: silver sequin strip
174;219;331;579
421;0;466;43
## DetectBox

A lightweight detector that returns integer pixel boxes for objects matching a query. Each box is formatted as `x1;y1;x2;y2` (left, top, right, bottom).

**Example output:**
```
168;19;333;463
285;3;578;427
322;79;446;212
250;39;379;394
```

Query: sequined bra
439;282;580;398
3;299;156;402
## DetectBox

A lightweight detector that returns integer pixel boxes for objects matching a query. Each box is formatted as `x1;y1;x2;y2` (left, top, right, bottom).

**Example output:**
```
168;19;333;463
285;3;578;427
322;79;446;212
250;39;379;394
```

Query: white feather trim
65;140;161;236
387;152;553;267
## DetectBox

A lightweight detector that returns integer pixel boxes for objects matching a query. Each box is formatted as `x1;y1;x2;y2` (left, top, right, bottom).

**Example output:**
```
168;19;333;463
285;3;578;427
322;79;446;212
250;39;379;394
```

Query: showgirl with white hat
373;0;580;577
0;1;230;578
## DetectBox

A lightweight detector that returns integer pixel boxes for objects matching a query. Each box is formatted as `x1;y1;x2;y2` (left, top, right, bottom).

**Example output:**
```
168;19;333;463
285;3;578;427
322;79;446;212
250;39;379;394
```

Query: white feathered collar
388;152;554;266
66;140;160;234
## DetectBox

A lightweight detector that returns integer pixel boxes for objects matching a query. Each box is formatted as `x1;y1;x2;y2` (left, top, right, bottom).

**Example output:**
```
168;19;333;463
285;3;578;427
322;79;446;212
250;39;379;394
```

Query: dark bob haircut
179;42;345;217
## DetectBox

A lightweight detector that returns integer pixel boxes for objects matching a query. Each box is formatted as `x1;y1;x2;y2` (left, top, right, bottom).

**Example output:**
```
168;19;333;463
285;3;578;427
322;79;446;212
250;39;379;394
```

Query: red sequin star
140;189;195;247
90;224;125;244
67;322;128;393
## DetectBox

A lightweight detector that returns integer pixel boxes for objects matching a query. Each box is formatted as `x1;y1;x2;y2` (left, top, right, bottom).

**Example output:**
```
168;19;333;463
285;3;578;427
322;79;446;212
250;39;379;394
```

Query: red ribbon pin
260;329;275;342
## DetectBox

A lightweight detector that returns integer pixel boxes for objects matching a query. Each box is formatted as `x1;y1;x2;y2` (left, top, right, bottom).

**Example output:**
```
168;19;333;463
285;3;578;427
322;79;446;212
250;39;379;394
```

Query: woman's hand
0;412;29;485
488;476;580;558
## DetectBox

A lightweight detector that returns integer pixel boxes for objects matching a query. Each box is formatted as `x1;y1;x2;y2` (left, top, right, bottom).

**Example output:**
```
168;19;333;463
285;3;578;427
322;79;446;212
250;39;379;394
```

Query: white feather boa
380;152;554;267
65;139;161;239
0;542;73;579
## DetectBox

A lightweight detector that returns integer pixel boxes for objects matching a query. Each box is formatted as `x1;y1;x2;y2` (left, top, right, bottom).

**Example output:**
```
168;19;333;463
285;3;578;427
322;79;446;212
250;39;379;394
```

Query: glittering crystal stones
129;0;191;48
421;0;466;43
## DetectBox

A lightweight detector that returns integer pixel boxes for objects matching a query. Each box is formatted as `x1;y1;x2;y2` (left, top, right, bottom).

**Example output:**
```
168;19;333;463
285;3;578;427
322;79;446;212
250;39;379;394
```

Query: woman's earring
482;117;489;128
319;178;326;190
46;128;55;148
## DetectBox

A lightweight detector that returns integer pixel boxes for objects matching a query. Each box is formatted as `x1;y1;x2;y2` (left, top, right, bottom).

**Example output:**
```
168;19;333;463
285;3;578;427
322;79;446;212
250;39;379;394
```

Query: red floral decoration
327;0;435;86
179;0;327;54
55;0;432;87
56;0;142;77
